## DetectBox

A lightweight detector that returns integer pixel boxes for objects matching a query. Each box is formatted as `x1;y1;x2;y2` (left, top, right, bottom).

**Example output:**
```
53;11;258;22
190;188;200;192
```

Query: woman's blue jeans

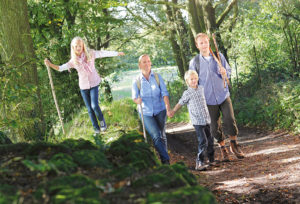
80;86;104;131
142;110;169;163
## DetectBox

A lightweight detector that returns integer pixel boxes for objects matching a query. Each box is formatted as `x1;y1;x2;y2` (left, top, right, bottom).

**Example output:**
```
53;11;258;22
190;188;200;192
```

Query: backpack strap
193;54;201;74
136;72;160;91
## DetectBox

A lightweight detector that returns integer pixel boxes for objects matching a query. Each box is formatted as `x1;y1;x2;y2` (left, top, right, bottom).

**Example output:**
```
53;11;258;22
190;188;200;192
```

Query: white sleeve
58;62;71;72
94;50;119;59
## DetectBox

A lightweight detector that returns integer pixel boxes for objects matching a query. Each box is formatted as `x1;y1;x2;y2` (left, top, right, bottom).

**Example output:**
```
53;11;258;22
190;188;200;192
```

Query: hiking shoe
220;146;230;162
195;160;208;171
100;120;107;132
230;140;245;159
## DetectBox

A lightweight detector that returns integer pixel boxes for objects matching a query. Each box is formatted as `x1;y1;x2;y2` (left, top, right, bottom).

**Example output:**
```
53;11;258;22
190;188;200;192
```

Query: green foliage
234;80;300;133
0;131;12;144
167;79;190;123
0;184;17;204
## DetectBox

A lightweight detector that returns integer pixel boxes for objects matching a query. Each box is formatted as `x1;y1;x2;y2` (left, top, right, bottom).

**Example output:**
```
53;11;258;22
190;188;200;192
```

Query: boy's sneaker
100;120;107;132
94;129;100;136
195;160;208;171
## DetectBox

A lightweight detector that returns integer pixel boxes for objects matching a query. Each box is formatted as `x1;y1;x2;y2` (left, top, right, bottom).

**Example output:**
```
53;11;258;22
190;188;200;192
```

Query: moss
0;184;17;203
49;153;78;173
34;174;107;204
107;131;158;170
147;185;217;204
0;143;30;155
61;138;98;151
24;142;71;158
132;165;191;191
73;150;111;168
171;162;197;186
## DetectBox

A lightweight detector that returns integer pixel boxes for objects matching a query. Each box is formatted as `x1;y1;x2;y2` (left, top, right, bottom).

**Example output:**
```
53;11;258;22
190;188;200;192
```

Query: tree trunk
164;0;190;79
188;0;238;61
0;0;45;141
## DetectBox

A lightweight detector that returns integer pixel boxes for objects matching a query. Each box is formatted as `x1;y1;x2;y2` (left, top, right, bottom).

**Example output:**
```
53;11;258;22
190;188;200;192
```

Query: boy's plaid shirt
178;86;211;125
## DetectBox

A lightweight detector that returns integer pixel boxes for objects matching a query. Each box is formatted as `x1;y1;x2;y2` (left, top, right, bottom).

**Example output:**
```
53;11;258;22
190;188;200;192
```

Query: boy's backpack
136;72;160;91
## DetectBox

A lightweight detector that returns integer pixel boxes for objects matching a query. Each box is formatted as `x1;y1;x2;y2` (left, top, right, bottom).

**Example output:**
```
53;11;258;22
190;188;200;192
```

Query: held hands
118;52;125;56
167;109;175;118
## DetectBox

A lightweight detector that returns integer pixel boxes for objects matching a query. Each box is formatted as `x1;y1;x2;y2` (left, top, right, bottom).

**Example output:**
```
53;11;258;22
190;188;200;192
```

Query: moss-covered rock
61;138;98;151
132;164;194;191
147;185;217;204
0;184;18;204
107;131;158;174
73;150;111;168
49;153;78;173
34;174;107;204
24;142;71;159
0;143;30;155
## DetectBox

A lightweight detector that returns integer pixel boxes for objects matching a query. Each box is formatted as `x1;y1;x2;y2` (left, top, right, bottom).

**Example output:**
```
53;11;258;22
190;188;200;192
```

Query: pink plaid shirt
59;50;119;90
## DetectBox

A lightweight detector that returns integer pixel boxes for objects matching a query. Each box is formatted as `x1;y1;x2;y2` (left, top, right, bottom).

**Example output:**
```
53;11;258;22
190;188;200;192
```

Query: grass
48;98;141;144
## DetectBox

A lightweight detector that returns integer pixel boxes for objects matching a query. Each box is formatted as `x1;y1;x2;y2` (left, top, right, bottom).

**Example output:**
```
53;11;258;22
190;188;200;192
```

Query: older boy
189;33;245;161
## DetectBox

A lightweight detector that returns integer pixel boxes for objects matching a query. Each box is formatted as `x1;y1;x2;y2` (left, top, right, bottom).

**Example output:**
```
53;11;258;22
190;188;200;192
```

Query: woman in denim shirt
132;54;171;164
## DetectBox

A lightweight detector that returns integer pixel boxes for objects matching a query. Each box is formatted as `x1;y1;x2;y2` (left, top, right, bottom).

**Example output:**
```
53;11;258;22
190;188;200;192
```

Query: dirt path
166;122;300;204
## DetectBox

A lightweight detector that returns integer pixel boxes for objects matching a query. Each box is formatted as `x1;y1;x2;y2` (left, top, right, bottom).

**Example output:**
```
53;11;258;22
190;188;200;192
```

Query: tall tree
0;0;44;140
188;0;238;58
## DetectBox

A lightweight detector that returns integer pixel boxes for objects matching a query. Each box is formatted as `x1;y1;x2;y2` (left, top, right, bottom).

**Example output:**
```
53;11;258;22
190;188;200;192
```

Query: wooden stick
210;34;231;88
46;65;65;135
139;103;147;143
209;47;229;89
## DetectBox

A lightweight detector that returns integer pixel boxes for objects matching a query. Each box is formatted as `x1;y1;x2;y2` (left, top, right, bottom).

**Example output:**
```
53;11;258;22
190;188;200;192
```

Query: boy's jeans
193;124;214;162
80;85;104;131
142;110;169;163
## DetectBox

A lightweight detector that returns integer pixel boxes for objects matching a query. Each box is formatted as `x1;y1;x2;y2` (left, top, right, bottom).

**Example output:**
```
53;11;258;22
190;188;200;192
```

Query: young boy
169;70;215;170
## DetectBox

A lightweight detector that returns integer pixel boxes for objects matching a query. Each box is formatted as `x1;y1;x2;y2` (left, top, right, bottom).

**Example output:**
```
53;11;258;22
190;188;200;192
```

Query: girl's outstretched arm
44;59;59;71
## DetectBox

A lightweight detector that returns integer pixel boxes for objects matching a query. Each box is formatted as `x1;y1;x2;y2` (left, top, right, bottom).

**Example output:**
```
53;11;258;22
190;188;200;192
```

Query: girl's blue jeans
141;110;169;163
80;86;104;131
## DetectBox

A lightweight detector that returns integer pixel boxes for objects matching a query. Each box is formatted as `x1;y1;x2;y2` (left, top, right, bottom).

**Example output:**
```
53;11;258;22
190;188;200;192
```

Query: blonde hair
184;70;198;86
138;54;149;65
194;33;209;43
70;37;91;65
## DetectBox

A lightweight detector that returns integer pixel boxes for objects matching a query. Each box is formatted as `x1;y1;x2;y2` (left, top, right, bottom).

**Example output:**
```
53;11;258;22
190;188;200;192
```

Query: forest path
166;122;300;204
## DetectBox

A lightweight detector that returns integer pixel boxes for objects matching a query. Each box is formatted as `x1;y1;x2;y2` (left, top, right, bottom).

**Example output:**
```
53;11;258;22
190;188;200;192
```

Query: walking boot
230;140;245;159
220;146;230;162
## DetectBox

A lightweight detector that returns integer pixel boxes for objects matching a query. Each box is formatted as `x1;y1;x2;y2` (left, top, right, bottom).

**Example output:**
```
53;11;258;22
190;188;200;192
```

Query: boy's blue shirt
189;52;231;105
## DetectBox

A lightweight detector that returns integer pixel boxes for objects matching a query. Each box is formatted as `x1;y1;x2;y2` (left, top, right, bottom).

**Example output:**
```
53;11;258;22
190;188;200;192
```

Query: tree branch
216;0;238;28
141;0;185;9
